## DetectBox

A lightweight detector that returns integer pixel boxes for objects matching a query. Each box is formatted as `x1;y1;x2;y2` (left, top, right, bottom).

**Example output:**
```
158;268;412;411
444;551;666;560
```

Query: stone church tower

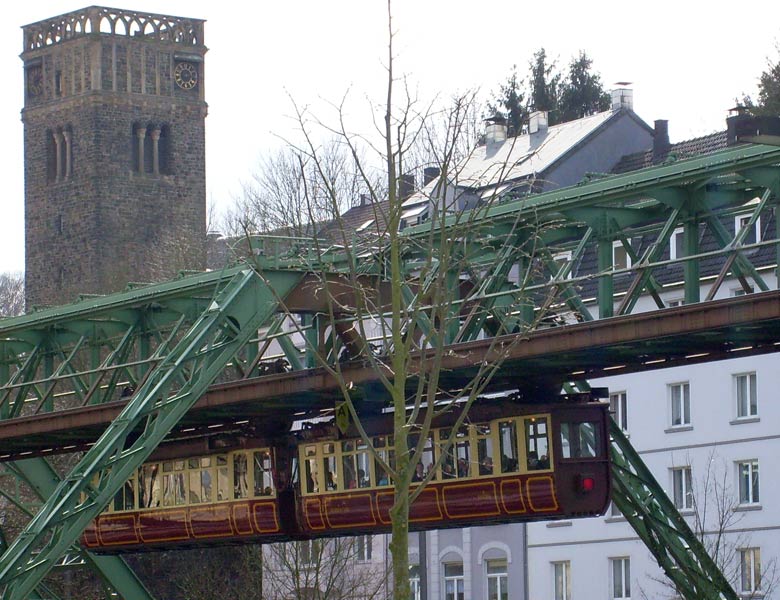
21;7;207;307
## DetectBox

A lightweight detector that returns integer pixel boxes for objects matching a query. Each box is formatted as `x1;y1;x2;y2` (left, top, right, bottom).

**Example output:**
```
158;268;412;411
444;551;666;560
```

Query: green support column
610;420;737;600
444;271;460;344
137;330;151;389
0;357;8;420
8;458;156;600
0;268;301;600
598;239;614;318
683;219;700;304
517;258;535;326
303;314;319;369
776;199;780;288
42;351;54;413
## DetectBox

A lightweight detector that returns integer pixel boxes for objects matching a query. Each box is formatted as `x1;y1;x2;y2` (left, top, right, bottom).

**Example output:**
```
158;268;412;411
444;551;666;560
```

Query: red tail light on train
578;474;595;493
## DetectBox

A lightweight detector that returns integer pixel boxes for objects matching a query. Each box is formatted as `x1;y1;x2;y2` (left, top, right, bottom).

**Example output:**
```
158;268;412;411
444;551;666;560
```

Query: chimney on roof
399;173;415;201
356;193;371;207
652;119;670;162
528;110;548;135
611;86;633;111
423;167;440;185
484;115;508;147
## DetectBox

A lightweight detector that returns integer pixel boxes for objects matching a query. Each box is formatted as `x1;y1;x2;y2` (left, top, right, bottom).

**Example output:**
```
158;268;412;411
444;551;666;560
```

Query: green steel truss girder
0;146;772;442
610;420;738;600
5;458;154;600
0;268;253;420
0;268;301;599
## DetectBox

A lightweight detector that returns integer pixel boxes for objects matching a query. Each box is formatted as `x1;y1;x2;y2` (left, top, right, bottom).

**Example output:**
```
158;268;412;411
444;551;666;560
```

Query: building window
443;563;464;600
553;561;571;600
355;535;372;562
735;213;761;245
47;125;73;183
610;557;631;599
737;460;760;505
409;565;421;600
671;466;693;510
298;539;321;567
734;372;757;418
133;122;170;175
668;382;690;427
612;240;632;270
486;559;508;600
731;285;755;297
670;227;685;261
740;548;762;595
609;392;628;432
551;251;573;280
666;298;684;308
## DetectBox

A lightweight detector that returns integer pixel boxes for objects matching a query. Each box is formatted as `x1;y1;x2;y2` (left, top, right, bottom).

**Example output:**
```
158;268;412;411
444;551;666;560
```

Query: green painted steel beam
6;458;156;600
610;420;738;600
0;268;302;599
0;266;246;338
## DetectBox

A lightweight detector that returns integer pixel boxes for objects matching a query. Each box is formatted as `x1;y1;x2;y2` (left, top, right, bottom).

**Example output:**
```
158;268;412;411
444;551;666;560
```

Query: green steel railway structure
1;141;780;599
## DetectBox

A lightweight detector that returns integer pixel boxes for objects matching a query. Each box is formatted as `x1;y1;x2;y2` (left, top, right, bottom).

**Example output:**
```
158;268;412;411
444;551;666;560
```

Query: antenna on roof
614;81;632;87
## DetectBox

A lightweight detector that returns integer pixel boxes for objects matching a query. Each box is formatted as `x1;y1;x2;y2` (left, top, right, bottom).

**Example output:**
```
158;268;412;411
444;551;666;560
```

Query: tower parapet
23;6;204;51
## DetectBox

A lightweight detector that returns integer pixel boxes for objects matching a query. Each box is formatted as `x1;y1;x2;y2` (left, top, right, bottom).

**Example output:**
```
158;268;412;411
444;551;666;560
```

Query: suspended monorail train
81;392;610;552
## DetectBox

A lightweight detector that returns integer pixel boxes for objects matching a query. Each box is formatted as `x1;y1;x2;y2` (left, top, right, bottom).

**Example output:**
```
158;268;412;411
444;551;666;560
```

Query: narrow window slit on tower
49;126;72;182
133;123;169;175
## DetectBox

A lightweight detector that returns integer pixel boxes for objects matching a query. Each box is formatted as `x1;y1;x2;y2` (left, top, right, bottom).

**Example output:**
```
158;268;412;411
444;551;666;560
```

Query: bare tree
237;6;554;598
223;141;378;239
262;536;387;600
0;273;24;318
642;452;778;600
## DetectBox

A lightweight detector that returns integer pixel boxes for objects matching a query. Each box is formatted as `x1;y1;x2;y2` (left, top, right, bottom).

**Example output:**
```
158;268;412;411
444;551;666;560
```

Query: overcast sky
1;0;779;274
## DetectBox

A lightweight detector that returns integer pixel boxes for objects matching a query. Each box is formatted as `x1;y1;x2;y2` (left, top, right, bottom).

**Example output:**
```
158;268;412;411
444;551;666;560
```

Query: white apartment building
527;274;780;600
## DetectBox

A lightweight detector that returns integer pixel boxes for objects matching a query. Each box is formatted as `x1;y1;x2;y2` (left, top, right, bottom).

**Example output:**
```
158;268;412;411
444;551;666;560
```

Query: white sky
1;0;779;274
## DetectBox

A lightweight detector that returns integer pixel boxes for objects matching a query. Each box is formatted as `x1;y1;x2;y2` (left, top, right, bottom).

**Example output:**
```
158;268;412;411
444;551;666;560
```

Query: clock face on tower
174;62;198;90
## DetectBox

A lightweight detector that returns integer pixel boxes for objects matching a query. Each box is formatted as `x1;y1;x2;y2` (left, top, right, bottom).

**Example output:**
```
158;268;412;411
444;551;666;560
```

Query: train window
356;441;371;488
139;464;160;508
341;440;371;489
422;436;436;481
162;460;186;507
409;433;435;482
342;441;357;489
303;445;318;494
113;477;136;512
525;417;550;470
498;421;519;473
437;429;456;480
455;426;471;478
234;453;249;499
217;455;229;501
476;424;494;476
253;451;274;496
374;449;394;486
304;459;318;494
324;444;338;491
188;457;213;504
560;422;601;459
